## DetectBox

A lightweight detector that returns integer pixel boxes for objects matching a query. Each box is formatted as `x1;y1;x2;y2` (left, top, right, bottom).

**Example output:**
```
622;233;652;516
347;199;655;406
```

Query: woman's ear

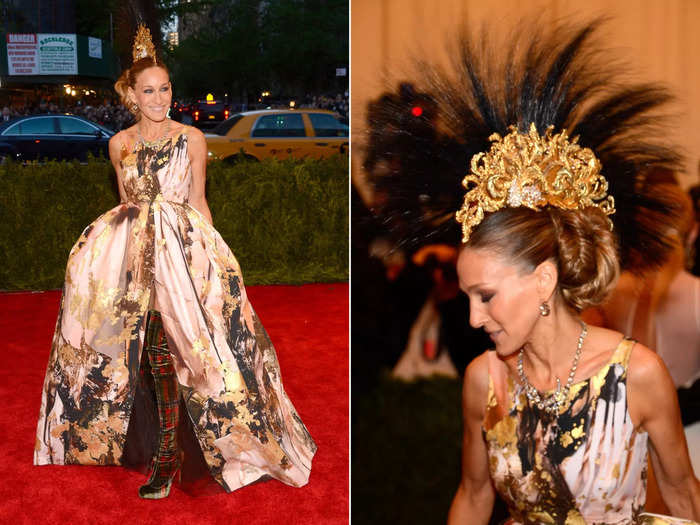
534;259;558;301
127;86;136;106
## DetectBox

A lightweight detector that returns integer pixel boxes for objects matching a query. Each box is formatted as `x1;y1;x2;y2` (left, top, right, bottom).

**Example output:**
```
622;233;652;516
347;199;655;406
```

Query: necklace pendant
517;321;587;418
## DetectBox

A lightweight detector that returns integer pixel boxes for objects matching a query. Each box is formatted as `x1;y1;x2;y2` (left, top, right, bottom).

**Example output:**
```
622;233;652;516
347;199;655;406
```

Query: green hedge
352;375;509;525
352;376;463;524
0;155;348;290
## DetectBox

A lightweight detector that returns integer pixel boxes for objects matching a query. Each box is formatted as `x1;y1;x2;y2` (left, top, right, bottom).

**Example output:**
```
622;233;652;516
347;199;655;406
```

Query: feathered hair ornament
132;24;157;64
365;18;682;272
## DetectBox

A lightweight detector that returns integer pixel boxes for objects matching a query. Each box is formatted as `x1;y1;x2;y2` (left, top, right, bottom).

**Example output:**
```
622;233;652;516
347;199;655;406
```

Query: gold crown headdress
132;24;157;64
455;123;615;242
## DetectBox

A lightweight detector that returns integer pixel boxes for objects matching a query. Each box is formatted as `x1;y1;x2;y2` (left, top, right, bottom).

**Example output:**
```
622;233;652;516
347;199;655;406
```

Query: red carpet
0;283;348;525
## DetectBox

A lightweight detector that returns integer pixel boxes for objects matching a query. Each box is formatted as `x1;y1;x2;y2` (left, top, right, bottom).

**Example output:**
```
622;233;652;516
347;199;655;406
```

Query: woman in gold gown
34;26;316;499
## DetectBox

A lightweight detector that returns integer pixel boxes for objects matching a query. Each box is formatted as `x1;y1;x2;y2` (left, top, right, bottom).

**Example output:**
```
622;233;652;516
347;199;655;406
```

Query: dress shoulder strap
609;337;636;370
483;352;504;431
484;351;515;417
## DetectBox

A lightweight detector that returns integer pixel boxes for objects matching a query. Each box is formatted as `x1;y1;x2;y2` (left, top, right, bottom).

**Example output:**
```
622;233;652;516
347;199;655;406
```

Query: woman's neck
521;307;584;390
138;116;170;141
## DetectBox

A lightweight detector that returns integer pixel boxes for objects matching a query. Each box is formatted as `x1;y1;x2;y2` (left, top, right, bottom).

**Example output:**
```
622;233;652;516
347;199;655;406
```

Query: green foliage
352;374;510;524
206;155;348;284
263;0;349;94
352;375;464;524
163;0;348;99
0;155;347;290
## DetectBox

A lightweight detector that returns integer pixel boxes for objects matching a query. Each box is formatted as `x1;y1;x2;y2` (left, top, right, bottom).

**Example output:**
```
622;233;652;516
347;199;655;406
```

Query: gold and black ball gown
34;127;317;492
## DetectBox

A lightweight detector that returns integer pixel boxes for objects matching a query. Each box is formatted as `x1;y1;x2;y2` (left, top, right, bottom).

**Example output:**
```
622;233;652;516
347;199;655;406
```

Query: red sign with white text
7;34;38;75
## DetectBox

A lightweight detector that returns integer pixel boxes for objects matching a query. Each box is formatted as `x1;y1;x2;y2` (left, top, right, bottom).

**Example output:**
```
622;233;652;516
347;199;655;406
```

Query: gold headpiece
132;24;156;64
455;123;615;242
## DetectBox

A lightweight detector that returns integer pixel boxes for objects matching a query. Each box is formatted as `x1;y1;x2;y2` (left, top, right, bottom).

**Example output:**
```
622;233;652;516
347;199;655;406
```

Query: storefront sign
88;37;102;59
37;34;77;75
6;33;78;75
7;34;38;75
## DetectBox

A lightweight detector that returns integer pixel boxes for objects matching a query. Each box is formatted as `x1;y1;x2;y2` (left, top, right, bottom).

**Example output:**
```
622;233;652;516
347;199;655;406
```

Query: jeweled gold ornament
456;123;615;242
132;24;157;64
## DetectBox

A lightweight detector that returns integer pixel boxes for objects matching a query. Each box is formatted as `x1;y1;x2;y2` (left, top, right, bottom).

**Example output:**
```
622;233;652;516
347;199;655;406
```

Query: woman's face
129;66;171;122
456;246;544;357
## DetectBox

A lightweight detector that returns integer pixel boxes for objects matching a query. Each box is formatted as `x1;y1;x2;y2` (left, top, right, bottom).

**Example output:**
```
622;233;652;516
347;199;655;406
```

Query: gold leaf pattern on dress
484;339;650;523
35;129;316;492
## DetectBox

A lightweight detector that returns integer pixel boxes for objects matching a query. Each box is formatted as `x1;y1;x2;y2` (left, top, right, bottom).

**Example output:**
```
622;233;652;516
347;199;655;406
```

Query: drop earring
539;302;550;316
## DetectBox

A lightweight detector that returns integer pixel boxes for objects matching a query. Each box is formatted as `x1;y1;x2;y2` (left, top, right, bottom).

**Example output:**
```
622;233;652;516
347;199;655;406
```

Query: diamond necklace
517;321;587;416
137;118;171;147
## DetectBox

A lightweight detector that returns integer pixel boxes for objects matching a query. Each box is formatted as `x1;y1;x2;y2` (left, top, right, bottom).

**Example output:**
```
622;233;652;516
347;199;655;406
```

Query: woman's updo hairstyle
467;206;620;312
114;56;169;118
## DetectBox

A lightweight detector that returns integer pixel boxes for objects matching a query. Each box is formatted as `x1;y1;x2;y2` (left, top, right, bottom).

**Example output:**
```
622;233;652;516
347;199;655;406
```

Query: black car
0;114;114;162
190;100;230;128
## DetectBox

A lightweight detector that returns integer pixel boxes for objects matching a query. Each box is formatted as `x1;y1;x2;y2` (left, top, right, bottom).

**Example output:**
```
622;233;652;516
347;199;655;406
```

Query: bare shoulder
464;351;490;389
109;129;129;160
585;324;626;349
463;351;491;417
183;124;205;144
578;325;629;372
109;127;137;150
108;129;125;149
627;341;671;387
627;341;677;429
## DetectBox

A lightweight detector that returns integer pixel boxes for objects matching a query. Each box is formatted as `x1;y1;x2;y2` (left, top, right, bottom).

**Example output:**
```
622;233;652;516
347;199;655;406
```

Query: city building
0;0;119;109
167;30;179;49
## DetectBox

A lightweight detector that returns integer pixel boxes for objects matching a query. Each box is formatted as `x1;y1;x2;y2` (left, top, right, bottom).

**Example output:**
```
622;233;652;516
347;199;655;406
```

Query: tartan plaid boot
138;310;181;499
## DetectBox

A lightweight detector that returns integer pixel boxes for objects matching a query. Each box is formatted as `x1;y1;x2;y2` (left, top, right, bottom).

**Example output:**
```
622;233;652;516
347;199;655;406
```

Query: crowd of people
300;92;349;120
1;100;135;131
1;90;350;131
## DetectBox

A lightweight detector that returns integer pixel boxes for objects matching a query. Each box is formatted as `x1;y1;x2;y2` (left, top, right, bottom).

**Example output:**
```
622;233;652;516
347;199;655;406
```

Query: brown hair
113;57;169;118
656;183;695;244
467;207;620;312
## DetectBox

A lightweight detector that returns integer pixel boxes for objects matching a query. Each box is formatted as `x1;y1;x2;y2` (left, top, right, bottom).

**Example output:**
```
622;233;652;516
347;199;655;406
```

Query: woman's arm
629;344;700;519
108;133;128;203
186;126;213;225
447;352;496;524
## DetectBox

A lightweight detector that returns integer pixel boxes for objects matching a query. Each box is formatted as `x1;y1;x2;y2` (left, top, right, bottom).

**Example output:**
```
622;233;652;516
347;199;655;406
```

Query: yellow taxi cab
204;109;348;162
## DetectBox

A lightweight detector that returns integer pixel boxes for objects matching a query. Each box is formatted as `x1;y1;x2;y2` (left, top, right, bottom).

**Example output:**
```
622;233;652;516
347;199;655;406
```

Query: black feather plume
364;18;682;271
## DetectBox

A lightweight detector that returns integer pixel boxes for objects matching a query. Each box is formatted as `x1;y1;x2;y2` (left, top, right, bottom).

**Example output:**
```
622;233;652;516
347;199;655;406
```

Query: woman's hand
447;352;496;524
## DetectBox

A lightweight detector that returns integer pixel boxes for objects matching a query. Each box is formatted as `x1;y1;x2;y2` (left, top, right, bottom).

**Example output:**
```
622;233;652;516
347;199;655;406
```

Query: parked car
190;99;230;128
205;109;349;162
0;114;114;162
171;101;193;124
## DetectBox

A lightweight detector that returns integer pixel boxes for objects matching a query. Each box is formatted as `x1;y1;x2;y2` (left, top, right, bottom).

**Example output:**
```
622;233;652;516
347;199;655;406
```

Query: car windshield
213;115;244;136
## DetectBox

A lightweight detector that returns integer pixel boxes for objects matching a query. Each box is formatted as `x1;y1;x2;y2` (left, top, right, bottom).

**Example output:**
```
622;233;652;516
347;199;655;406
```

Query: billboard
6;33;78;75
